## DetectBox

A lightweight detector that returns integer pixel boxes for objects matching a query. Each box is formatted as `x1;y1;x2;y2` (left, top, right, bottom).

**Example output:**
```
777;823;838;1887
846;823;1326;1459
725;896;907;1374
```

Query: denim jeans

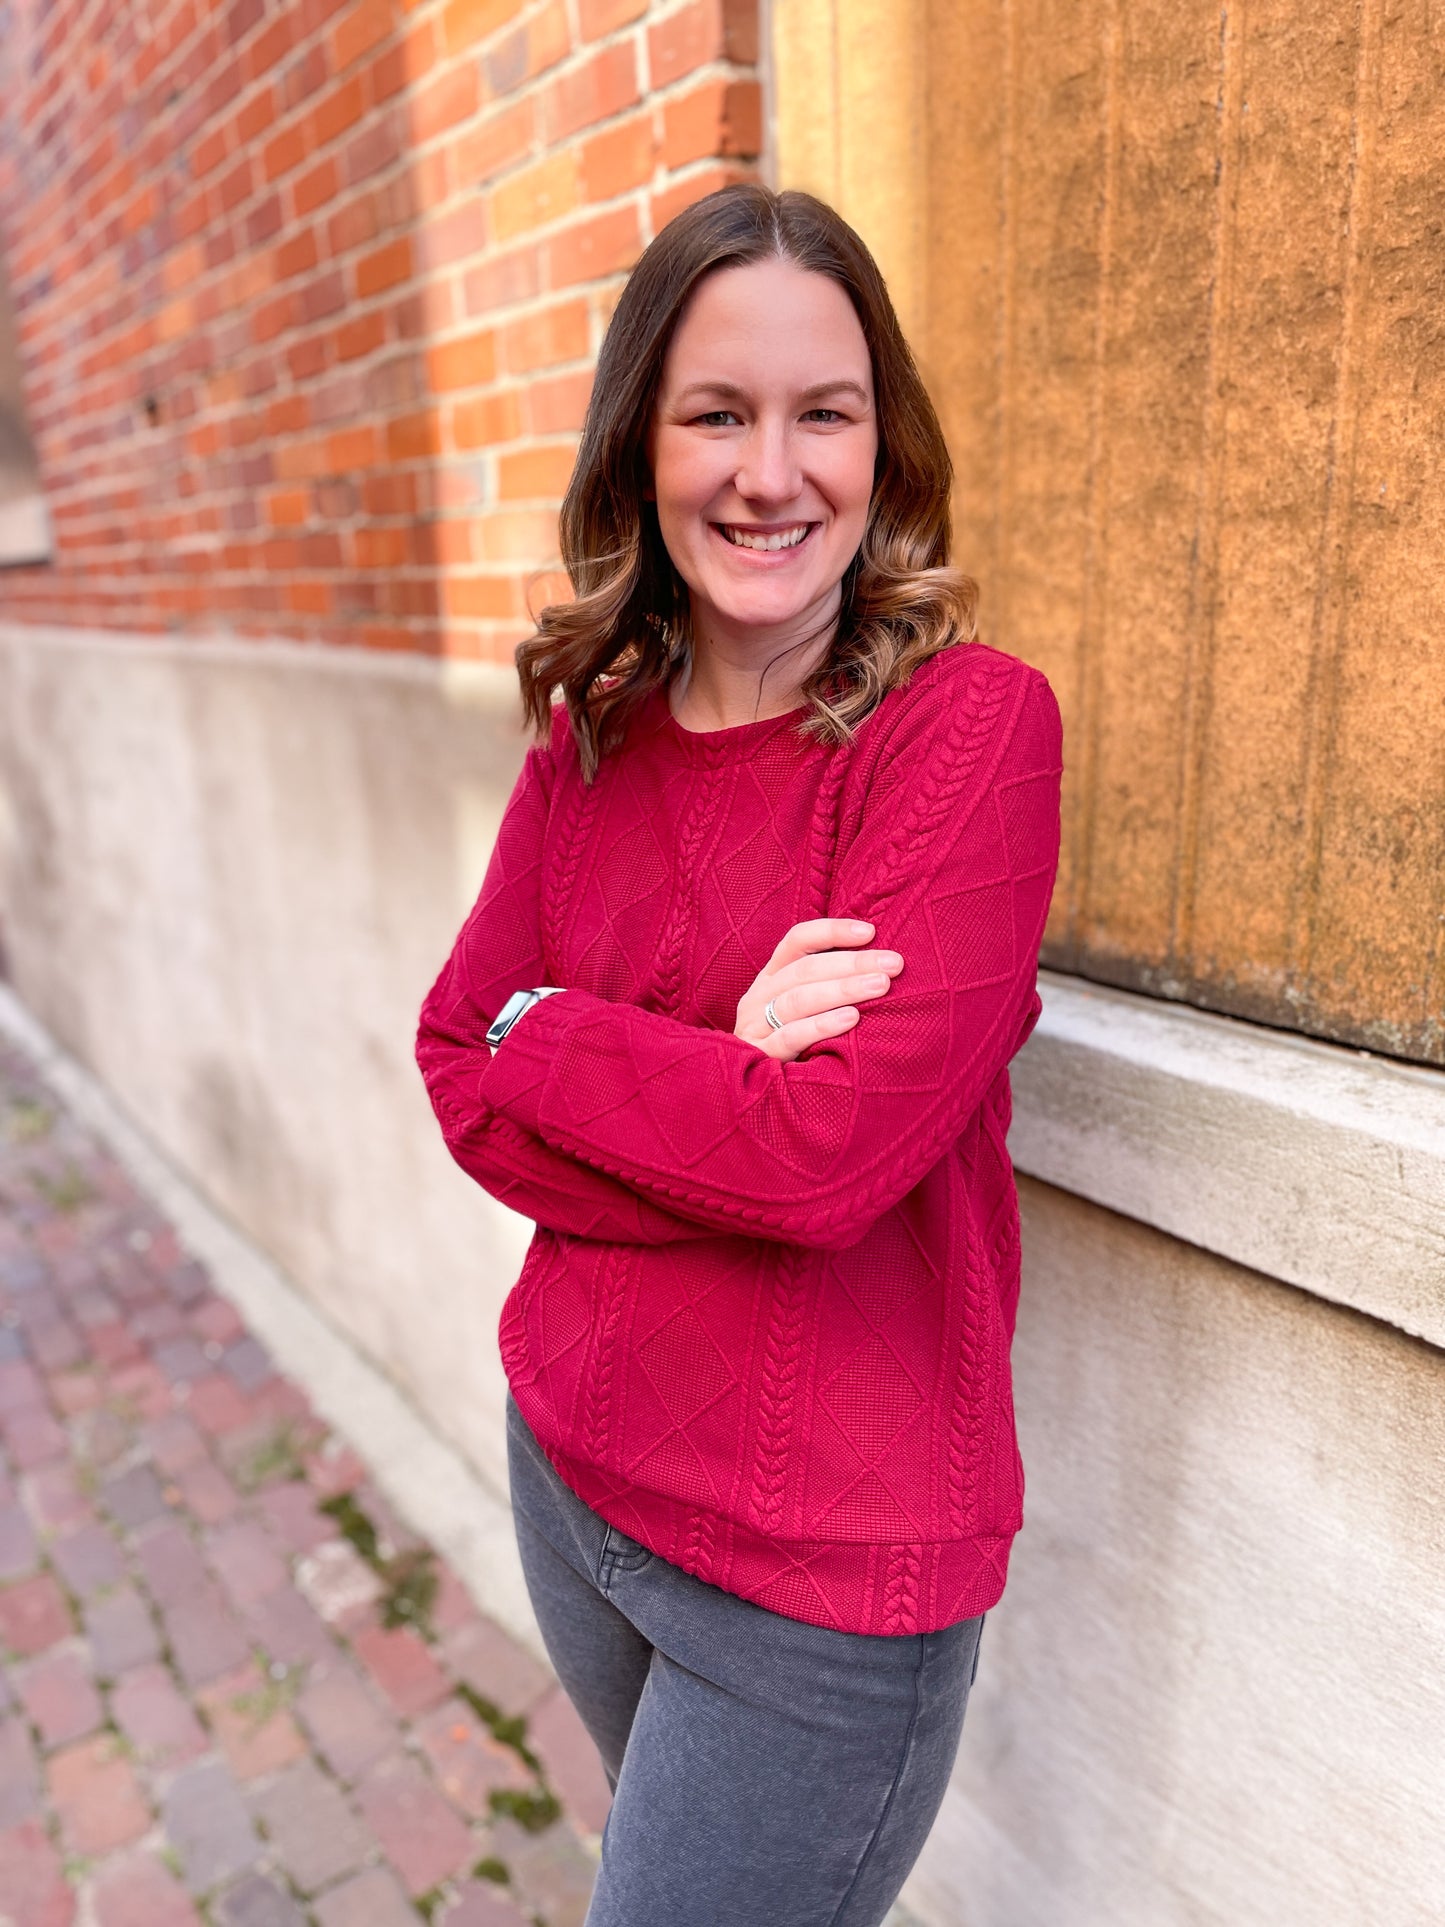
506;1393;985;1927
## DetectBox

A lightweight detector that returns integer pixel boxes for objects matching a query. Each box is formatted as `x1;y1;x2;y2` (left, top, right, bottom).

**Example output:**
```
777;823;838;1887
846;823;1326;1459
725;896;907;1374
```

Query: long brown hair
516;183;977;779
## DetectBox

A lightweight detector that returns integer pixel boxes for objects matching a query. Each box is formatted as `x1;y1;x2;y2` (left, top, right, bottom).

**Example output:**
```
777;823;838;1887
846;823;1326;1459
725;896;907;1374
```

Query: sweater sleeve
460;660;1063;1253
416;737;718;1248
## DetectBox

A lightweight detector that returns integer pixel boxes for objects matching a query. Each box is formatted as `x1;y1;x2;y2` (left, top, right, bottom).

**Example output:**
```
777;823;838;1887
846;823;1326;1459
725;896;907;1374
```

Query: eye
802;407;846;424
691;409;741;427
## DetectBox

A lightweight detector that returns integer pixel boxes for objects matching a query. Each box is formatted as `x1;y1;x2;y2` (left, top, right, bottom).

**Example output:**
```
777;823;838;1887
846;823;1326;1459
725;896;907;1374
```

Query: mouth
713;522;817;554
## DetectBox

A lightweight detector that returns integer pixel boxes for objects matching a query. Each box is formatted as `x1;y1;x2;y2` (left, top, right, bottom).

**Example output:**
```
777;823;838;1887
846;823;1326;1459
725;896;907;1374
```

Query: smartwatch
486;987;565;1056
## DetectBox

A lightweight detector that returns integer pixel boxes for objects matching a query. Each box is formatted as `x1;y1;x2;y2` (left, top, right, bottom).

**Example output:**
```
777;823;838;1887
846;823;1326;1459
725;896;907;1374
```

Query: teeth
722;524;810;551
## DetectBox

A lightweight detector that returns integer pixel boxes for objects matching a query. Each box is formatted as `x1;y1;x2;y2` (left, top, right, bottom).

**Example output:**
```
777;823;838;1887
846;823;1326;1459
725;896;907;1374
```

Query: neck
670;595;840;731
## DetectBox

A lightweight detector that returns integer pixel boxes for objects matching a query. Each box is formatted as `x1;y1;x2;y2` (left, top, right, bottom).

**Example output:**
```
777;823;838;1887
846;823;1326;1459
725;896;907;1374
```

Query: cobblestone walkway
0;1037;607;1927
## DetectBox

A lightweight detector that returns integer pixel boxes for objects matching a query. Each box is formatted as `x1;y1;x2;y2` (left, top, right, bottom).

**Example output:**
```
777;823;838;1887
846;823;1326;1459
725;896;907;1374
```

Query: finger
758;1005;860;1059
766;974;893;1027
766;918;875;971
771;948;903;994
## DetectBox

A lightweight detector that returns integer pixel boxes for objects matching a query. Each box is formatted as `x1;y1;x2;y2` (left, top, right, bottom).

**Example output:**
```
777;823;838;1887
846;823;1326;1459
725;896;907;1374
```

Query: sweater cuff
478;986;592;1135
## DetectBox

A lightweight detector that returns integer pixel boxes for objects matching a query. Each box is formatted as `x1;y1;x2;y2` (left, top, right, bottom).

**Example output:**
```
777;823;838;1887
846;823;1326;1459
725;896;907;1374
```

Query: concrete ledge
1012;971;1445;1350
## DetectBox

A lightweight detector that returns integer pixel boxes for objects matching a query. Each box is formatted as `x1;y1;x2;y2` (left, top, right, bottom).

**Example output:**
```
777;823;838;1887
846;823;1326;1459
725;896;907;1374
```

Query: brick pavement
0;1039;608;1927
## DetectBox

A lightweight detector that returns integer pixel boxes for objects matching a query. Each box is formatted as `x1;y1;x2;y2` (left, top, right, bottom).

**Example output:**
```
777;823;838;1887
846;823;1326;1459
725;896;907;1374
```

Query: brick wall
0;0;760;657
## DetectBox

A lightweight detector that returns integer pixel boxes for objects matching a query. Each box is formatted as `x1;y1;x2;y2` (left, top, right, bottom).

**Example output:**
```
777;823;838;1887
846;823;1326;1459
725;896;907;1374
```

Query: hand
734;919;904;1061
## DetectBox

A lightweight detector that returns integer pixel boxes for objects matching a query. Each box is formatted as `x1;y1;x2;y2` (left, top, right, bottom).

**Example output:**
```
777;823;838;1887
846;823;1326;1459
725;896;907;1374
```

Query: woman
416;184;1062;1926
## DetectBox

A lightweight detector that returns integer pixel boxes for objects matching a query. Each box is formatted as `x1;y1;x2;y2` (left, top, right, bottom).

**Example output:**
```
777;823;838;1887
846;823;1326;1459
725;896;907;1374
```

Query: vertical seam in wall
1067;0;1122;964
994;0;1017;653
1168;0;1249;978
1290;0;1383;1002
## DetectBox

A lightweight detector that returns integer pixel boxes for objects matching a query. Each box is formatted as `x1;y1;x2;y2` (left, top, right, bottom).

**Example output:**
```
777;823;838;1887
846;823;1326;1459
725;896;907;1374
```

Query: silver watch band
485;986;564;1055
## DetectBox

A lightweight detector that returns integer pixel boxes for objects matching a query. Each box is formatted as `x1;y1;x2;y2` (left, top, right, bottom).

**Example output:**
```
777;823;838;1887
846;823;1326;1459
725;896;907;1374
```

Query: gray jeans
506;1393;985;1927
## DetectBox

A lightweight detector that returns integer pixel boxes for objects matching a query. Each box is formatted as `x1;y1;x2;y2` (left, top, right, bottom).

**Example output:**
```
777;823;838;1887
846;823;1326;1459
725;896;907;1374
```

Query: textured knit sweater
416;640;1063;1635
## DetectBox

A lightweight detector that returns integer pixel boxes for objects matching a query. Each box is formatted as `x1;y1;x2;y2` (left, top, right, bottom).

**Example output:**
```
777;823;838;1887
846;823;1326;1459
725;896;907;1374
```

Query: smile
715;523;815;552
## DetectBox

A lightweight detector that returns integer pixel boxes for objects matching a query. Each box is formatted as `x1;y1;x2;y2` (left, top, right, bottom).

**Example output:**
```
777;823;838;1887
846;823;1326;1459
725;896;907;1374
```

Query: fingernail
849;920;874;933
861;974;889;993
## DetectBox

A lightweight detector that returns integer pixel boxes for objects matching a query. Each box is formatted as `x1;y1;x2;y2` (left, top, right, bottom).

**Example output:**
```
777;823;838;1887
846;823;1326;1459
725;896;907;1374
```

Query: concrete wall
0;622;532;1499
907;1178;1445;1927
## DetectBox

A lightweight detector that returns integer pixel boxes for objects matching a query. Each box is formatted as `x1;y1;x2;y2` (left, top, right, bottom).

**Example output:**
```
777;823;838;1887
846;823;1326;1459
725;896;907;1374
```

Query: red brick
309;75;368;149
497;442;576;499
355;1752;474;1894
295;1661;398;1780
661;75;761;166
649;0;757;87
417;201;489;272
413;1696;530;1816
411;62;480;142
314;1868;418;1927
4;1407;67;1469
484;0;570;96
451;388;522;449
196;1660;308;1781
183;1373;252;1435
543;42;638;142
442;0;527;54
293;154;340;215
332;0;395;71
0;1715;41;1828
0;1572;73;1656
501;297;589;373
523;367;594;435
578;0;647;39
386;409;445;461
357;236;413;298
16;1649;101;1748
0;1819;73;1927
528;1684;612;1835
579;111;655;202
353;1623;452;1718
427;328;498;392
92;1851;200;1927
111;1661;209;1770
651;158;750;233
462;244;541;314
455;98;535;184
48;1734;151;1856
544;203;641;288
337;311;388;360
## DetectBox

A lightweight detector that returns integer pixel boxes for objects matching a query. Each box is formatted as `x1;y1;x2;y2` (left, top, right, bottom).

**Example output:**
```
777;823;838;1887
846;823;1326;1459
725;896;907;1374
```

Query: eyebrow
674;379;871;407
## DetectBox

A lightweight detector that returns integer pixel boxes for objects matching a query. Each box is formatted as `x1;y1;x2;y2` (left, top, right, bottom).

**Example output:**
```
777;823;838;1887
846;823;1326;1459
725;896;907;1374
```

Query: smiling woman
416;184;1063;1927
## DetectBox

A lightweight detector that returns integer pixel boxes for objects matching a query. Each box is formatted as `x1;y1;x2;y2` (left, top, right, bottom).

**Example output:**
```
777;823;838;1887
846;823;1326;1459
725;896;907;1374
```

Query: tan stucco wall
775;0;1445;1067
0;624;532;1501
905;1177;1445;1927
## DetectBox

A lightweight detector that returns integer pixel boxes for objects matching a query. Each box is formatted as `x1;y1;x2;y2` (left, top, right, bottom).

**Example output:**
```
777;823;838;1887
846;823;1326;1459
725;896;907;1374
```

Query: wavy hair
516;183;977;779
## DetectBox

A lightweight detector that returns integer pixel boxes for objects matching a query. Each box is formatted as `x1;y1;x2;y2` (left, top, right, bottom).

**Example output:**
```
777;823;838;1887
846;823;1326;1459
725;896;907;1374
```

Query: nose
734;416;801;506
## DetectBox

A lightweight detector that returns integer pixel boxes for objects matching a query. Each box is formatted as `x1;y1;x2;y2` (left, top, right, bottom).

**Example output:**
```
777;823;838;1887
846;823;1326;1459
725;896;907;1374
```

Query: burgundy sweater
416;641;1063;1635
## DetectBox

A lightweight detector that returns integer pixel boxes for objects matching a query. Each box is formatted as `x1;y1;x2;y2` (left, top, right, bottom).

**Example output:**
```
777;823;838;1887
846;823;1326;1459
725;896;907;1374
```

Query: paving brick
241;1583;335;1668
442;1880;530;1926
129;1300;190;1346
47;1368;103;1417
47;1523;122;1598
134;1520;209;1605
313;1866;420;1927
102;1359;173;1419
188;1297;245;1346
0;1358;49;1414
48;1732;151;1856
248;1755;370;1892
86;1585;161;1676
0;1499;39;1579
0;1571;74;1655
75;1408;137;1472
160;1580;252;1688
17;1647;103;1748
154;1337;212;1384
527;1687;611;1837
219;1338;275;1393
355;1750;475;1895
162;1758;261;1895
22;1462;96;1534
173;1455;242;1524
27;1319;84;1373
353;1622;451;1718
91;1849;202;1927
185;1374;255;1436
296;1538;382;1627
143;1413;209;1475
0;1715;41;1827
256;1480;338;1555
441;1617;553;1717
4;1408;69;1470
295;1660;398;1781
0;1815;75;1927
414;1697;531;1817
211;1872;307;1927
206;1519;289;1612
428;1562;480;1636
99;1463;170;1531
196;1661;308;1782
111;1660;210;1770
491;1812;597;1927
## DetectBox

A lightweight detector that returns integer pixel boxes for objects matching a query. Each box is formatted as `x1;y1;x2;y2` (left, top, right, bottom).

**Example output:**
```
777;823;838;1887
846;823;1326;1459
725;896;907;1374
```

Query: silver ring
764;999;784;1032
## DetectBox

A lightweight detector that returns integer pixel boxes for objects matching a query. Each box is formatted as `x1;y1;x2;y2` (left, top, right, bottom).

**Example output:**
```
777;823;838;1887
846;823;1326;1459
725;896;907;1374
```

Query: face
647;257;878;658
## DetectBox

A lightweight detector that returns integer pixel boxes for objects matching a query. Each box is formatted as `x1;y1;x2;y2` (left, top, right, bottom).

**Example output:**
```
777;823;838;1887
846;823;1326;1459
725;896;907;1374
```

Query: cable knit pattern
416;642;1063;1634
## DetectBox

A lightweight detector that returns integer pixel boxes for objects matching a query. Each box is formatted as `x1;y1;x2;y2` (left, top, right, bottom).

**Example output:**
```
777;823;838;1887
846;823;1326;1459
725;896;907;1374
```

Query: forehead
660;258;872;393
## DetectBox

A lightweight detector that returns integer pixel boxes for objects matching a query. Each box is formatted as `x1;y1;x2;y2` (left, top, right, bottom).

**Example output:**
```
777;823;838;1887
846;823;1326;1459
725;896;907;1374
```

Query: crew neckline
647;684;811;763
